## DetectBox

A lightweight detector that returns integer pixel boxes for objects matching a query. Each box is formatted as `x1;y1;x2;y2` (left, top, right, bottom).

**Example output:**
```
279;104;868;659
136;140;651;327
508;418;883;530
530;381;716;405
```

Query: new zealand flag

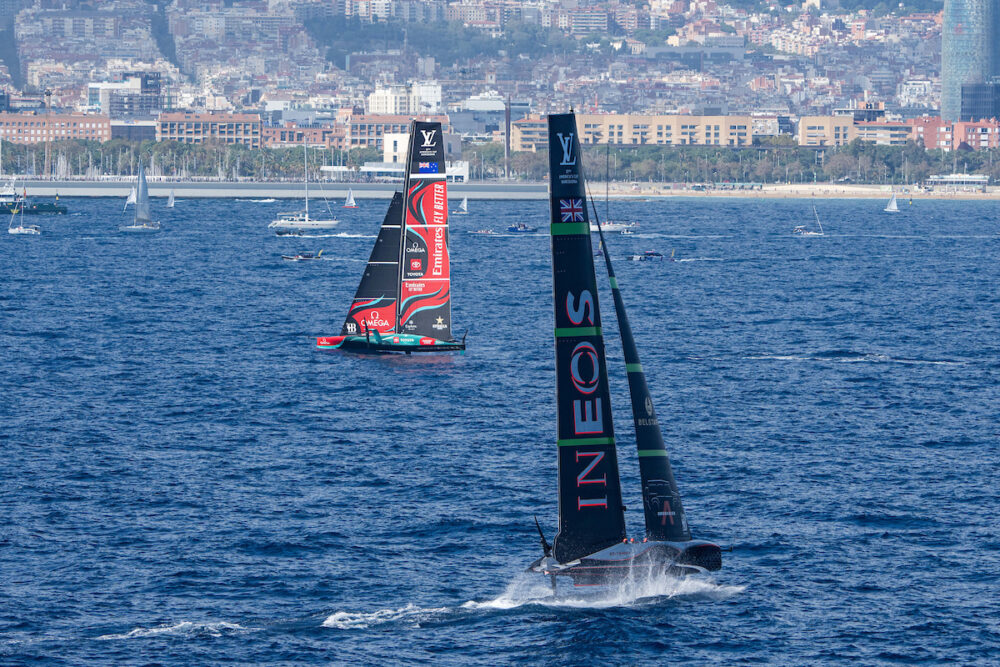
418;162;439;173
559;198;585;222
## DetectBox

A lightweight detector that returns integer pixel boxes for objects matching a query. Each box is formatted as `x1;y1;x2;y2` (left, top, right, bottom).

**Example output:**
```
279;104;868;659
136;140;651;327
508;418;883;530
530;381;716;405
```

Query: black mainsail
548;113;626;564
341;193;404;336
592;204;692;542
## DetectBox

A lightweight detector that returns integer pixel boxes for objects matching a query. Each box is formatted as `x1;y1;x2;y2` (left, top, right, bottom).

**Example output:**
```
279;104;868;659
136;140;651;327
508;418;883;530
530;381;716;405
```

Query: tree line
1;137;995;185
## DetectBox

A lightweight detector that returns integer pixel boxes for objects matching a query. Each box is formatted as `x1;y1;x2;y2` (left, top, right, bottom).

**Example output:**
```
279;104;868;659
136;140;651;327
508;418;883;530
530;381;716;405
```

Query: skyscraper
941;0;999;121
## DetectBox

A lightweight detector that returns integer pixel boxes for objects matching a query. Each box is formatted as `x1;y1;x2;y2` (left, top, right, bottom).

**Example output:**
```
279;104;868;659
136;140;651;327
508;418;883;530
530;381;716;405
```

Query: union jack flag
559;198;585;222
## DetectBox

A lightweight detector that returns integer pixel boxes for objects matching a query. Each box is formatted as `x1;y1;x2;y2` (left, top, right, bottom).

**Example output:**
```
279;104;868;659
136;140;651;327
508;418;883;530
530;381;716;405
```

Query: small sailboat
167;189;175;208
793;206;824;236
119;164;160;232
269;146;338;231
589;220;638;233
628;250;665;261
343;189;358;209
528;112;721;590
7;205;41;235
453;197;468;215
884;192;899;213
316;121;466;354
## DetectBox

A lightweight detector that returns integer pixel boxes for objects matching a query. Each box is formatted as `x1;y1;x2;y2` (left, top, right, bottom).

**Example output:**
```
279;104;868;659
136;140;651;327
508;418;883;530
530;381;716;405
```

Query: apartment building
262;121;346;149
0;111;110;143
797;116;853;147
853;120;912;146
346;113;450;148
156;112;262;148
511;113;755;151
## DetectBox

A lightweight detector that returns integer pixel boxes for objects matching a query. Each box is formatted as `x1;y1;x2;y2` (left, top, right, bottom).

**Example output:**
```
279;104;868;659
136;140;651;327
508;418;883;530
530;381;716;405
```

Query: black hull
532;540;721;587
1;203;67;215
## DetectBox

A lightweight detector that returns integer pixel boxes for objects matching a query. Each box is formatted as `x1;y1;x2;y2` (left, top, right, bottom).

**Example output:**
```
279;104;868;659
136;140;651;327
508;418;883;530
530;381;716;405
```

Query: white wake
97;621;249;640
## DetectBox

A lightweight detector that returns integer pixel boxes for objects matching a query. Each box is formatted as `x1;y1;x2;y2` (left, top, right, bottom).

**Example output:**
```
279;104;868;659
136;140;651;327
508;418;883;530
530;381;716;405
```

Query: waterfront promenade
11;178;999;200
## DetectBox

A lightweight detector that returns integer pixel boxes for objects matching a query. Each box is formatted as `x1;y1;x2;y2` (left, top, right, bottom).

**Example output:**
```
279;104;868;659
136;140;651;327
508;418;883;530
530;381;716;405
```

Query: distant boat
528;112;721;590
453;197;468;215
590;220;637;233
506;222;537;233
120;164;161;232
282;250;323;261
793;206;824;236
269;146;338;231
628;250;665;261
343;189;358;208
167;189;175;208
315;120;466;354
468;228;496;235
0;181;66;215
7;205;40;235
884;193;899;213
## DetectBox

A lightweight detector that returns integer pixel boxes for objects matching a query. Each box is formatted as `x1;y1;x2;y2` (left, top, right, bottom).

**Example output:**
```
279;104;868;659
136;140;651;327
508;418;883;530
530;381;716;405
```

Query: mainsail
135;164;151;223
592;206;692;542
547;113;626;564
341;193;403;336
397;121;452;340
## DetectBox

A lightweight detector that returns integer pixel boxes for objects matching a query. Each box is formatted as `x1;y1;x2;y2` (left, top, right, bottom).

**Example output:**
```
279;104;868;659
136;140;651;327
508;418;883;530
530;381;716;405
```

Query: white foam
676;257;724;262
322;603;450;629
323;572;744;630
97;621;248;640
237;198;277;203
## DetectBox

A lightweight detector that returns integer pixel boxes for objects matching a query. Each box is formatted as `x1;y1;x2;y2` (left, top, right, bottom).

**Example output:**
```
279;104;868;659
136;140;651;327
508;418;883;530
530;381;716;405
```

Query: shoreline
8;179;998;200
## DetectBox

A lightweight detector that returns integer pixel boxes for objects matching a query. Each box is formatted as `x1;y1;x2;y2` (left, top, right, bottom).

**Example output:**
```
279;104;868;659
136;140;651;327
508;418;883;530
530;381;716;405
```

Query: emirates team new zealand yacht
528;112;721;589
316;121;466;354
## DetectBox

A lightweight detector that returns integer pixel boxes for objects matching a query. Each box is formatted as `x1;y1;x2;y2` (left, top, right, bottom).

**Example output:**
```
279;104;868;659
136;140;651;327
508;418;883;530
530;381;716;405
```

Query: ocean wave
744;352;965;366
676;257;724;262
97;621;249;640
237;198;277;203
323;603;451;629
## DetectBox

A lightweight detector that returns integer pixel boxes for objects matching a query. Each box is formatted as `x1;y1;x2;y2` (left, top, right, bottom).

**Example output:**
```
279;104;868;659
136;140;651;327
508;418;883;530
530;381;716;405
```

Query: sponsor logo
406;241;425;254
365;311;391;328
557;132;576;165
559;199;585;222
418;162;439;173
410;258;422;271
345;322;357;334
569;342;600;394
420;129;436;147
432;316;447;330
645;396;653;416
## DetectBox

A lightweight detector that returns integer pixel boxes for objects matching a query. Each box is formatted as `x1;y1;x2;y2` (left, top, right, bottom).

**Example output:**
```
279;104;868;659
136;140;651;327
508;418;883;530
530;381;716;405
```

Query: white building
367;81;442;115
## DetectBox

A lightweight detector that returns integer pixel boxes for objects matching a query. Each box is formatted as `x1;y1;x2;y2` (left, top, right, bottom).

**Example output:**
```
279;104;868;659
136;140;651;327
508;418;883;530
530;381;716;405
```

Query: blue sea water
2;195;999;664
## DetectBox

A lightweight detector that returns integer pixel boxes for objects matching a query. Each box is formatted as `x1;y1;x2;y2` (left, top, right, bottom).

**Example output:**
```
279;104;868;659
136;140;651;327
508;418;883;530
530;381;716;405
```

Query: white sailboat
793;206;825;236
452;197;468;215
343;189;358;208
7;203;41;235
167;189;175;208
884;193;899;213
269;146;339;231
120;163;160;232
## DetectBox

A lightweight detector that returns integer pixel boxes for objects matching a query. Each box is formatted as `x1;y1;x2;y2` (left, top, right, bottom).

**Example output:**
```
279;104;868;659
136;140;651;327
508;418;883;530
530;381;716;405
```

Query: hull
120;222;161;233
268;218;339;229
0;202;67;215
530;539;721;587
316;333;465;354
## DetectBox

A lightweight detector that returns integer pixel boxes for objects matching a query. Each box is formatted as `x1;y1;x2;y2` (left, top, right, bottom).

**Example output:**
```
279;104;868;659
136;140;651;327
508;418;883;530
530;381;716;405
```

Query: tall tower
941;0;997;121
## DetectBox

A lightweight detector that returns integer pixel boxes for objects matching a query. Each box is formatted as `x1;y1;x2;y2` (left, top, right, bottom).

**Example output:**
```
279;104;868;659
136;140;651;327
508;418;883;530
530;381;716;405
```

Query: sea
2;195;998;665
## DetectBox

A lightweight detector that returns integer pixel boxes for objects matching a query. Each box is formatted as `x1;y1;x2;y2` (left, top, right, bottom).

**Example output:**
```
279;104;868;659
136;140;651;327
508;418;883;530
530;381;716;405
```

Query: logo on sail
420;129;436;147
557;132;576;166
432;316;448;330
406;241;425;254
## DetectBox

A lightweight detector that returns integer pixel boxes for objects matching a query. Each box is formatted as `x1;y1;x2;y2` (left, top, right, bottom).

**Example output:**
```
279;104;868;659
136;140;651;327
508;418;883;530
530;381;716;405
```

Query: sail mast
547;112;626;564
590;199;692;542
304;145;309;220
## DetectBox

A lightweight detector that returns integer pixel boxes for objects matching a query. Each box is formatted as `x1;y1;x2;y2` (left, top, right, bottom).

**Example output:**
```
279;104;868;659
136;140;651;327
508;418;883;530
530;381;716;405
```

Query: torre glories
942;0;1000;121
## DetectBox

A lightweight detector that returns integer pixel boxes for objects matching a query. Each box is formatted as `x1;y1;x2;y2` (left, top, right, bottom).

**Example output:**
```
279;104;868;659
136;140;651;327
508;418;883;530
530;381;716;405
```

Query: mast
591;200;692;543
304;145;309;220
341;192;404;336
396;120;452;339
547;112;626;564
